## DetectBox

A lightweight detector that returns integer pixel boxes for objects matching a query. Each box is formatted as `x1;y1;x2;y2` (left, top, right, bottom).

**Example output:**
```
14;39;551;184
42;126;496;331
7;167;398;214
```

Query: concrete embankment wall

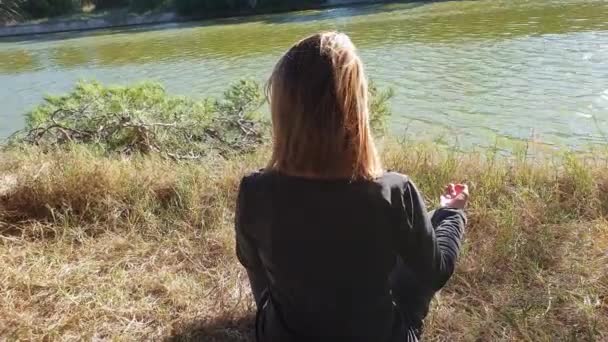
0;12;180;37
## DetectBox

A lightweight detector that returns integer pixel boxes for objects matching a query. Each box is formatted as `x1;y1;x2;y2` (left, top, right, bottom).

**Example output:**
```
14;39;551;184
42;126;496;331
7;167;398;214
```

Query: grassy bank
1;80;607;340
1;143;607;340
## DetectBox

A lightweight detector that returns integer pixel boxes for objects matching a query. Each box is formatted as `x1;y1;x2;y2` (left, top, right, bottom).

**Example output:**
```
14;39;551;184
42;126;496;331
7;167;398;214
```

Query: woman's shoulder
375;171;412;189
239;169;277;192
241;169;266;182
240;169;414;190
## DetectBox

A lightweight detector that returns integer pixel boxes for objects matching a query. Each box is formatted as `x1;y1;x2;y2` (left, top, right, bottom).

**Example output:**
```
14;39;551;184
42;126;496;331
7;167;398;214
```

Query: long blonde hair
266;32;382;180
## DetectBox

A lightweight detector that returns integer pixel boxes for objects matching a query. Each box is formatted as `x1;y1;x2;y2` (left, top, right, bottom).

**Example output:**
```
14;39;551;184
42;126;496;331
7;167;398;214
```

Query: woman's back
236;171;465;341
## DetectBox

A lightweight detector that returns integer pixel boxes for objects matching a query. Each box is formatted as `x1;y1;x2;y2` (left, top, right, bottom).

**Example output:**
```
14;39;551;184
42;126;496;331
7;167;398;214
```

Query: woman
235;32;468;342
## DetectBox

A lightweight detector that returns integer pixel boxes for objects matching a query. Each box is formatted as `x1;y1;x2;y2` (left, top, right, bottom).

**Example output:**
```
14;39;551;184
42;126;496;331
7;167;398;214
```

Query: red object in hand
440;183;469;209
454;184;466;195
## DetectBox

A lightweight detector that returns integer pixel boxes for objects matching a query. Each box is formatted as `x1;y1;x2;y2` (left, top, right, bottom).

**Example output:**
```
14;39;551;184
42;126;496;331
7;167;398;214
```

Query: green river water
1;0;607;149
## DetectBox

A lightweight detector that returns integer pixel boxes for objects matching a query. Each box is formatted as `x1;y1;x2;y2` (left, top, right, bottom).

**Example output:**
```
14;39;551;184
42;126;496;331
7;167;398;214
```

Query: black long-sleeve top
235;171;466;342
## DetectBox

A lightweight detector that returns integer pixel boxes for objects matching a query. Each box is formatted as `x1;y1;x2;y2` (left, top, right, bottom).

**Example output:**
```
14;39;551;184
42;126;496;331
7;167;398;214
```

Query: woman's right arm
394;180;467;291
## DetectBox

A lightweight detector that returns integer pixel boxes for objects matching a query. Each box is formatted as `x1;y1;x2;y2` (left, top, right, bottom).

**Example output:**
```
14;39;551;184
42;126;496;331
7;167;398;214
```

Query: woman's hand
440;183;469;209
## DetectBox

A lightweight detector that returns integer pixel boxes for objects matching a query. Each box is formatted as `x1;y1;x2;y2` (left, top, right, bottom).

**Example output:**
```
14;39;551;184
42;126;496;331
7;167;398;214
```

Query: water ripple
1;0;607;147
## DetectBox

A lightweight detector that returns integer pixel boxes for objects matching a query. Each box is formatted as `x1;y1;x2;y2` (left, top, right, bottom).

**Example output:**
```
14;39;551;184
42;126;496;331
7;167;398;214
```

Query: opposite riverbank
0;0;382;38
0;10;180;37
0;80;607;340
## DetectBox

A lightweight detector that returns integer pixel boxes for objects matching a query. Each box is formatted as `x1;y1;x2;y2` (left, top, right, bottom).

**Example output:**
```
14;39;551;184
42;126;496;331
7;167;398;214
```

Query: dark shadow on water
166;314;256;342
0;0;440;44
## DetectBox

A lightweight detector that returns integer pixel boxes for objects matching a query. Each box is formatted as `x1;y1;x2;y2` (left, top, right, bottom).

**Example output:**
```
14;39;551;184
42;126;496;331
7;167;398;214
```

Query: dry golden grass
0;142;607;341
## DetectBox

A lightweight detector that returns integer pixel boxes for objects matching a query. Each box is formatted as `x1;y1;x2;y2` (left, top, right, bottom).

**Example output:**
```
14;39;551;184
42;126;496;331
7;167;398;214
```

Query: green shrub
175;0;235;13
369;81;394;137
0;0;28;23
174;0;205;13
256;0;324;9
24;0;76;18
174;0;324;14
12;80;266;159
9;79;391;158
129;0;170;12
92;0;130;9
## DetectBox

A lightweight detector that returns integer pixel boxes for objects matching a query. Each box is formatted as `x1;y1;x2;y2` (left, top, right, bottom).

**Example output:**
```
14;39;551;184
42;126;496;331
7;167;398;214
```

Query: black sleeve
235;176;269;306
395;180;466;291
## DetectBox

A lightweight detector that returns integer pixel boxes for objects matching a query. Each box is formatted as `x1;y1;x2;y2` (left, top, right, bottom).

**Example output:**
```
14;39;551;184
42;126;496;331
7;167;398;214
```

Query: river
1;0;607;149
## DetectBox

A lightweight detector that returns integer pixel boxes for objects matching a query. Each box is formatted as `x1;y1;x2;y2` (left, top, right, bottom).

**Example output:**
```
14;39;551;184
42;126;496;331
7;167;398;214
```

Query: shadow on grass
167;314;256;342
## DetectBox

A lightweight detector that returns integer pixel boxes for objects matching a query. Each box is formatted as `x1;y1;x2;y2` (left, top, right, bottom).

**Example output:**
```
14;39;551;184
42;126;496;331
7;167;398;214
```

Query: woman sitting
235;32;468;342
